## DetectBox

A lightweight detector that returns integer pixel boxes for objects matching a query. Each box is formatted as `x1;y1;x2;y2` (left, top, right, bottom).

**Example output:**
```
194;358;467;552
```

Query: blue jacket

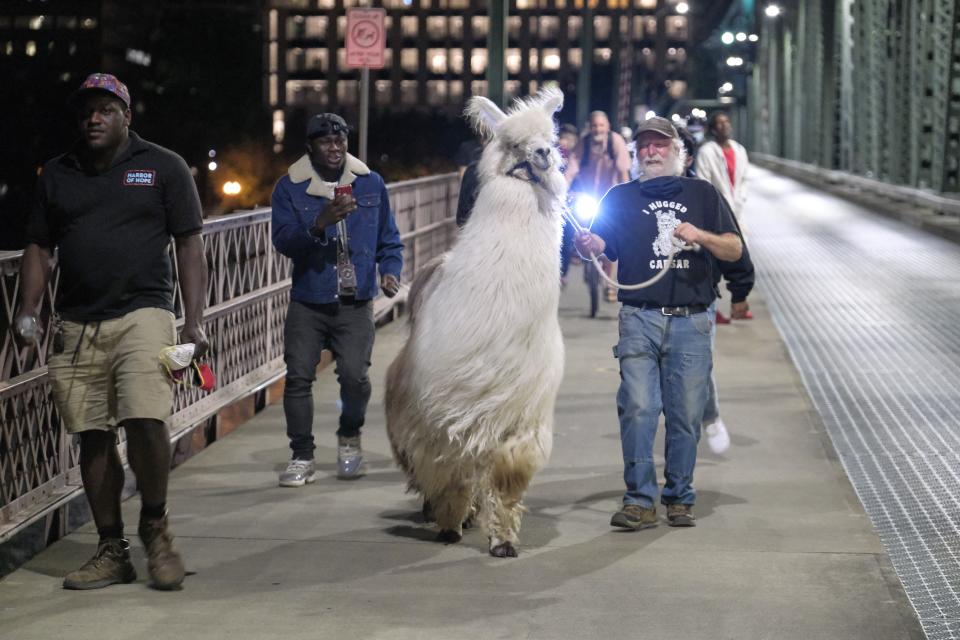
271;153;404;304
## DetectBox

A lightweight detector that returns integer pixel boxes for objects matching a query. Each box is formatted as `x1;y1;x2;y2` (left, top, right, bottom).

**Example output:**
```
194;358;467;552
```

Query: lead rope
561;207;699;291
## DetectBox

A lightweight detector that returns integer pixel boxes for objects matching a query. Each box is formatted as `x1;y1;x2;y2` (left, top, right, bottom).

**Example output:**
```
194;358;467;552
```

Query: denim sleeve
271;178;319;261
375;179;404;277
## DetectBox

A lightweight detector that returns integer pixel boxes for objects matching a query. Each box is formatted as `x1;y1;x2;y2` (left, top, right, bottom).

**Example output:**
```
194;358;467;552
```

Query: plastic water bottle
16;315;40;343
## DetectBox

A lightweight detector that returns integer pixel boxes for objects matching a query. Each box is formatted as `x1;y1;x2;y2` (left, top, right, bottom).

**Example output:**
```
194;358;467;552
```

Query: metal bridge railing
0;172;460;543
752;153;960;220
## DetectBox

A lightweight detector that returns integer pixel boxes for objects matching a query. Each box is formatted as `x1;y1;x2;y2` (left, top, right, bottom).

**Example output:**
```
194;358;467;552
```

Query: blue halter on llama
385;88;568;558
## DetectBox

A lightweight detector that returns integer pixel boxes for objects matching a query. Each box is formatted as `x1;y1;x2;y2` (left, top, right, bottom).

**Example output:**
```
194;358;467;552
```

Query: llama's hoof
489;542;518;558
436;529;462;544
421;500;435;522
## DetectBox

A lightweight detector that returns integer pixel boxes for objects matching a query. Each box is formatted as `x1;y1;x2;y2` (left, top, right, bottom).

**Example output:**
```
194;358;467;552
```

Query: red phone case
335;184;353;198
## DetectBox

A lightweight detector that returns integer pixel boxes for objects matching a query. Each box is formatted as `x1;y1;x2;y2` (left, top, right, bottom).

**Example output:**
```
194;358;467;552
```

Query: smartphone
334;184;353;199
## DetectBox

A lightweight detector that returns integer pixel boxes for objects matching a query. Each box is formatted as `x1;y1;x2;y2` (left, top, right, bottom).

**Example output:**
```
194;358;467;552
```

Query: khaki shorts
48;307;176;433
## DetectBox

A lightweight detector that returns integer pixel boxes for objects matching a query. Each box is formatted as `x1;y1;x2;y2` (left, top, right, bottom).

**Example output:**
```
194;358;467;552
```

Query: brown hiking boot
666;503;696;527
610;504;658;530
138;513;186;590
62;538;137;590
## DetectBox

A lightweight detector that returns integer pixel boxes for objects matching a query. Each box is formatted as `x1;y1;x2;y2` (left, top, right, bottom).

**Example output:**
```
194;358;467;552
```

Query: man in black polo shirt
14;73;208;590
575;117;742;530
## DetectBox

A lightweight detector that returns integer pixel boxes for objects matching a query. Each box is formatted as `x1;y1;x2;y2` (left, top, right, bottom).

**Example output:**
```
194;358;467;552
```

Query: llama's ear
465;96;507;138
540;88;563;116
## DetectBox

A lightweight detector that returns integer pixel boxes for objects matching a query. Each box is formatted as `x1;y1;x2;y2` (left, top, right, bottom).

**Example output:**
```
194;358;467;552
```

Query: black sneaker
62;538;137;590
666;503;696;527
610;504;658;530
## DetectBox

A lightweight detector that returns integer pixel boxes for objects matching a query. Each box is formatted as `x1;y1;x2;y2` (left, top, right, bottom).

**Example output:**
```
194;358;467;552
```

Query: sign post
346;8;386;163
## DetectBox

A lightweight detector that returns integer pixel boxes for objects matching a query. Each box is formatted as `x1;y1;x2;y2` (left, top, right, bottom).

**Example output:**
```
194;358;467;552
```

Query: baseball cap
634;116;679;140
69;73;131;109
307;113;351;139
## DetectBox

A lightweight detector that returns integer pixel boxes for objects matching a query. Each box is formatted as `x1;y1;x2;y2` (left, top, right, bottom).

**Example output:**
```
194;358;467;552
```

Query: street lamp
726;56;744;67
735;32;747;42
676;2;689;14
222;181;242;196
721;31;734;45
764;4;781;17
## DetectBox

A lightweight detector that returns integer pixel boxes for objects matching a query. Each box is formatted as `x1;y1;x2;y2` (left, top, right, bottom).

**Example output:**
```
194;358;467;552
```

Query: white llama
384;88;567;558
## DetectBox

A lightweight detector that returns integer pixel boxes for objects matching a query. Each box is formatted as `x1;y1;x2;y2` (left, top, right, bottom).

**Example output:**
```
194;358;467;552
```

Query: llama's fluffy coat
385;89;567;555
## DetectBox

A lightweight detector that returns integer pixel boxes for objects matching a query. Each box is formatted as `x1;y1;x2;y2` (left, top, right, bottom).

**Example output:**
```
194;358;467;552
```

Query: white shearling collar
287;153;371;198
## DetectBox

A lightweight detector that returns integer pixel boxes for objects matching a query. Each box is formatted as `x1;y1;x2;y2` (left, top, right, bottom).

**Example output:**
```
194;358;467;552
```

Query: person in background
678;126;756;454
696;112;750;236
557;123;579;284
456;158;481;229
454;135;483;180
565;111;632;302
558;123;579;174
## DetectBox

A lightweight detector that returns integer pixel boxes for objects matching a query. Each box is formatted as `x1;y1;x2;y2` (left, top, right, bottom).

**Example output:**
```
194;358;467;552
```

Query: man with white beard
574;117;742;529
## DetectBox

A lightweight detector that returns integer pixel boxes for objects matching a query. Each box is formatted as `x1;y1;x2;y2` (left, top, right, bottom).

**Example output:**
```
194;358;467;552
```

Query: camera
337;251;357;295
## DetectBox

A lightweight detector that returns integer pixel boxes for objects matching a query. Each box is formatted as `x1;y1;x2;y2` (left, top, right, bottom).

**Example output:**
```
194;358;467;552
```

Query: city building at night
264;0;692;153
0;1;267;232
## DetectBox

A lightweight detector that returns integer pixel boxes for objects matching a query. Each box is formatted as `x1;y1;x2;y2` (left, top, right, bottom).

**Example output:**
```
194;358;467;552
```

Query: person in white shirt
696;112;749;233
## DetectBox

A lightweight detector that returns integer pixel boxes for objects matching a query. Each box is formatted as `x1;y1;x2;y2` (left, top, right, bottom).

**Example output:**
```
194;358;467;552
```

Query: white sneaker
705;419;730;454
279;459;317;487
337;436;366;479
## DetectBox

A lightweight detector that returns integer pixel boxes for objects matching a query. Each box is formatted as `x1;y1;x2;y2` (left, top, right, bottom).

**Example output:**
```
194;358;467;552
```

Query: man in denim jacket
271;113;403;485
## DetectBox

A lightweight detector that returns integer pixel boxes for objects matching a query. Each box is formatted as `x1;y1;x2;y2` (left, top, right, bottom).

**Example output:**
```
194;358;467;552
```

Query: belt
300;298;371;313
623;302;709;317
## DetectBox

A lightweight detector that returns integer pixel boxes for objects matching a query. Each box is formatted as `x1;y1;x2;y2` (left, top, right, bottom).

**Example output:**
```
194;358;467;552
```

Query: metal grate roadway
747;169;960;640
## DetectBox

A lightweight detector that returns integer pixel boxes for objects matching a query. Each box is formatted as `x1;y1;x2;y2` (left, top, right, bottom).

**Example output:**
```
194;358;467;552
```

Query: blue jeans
614;304;715;507
283;299;375;460
702;317;720;425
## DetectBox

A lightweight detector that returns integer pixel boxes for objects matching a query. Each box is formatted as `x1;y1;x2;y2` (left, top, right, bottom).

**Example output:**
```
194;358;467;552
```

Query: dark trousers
282;299;375;460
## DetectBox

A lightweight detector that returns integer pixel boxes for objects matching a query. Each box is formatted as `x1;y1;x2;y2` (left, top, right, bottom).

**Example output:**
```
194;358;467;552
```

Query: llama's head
465;88;566;201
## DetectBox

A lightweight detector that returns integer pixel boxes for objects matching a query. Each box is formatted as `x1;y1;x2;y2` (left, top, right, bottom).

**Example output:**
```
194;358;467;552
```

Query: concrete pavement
0;265;923;639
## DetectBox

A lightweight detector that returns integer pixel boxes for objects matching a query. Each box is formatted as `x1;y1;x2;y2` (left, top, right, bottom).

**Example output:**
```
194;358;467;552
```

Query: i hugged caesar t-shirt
590;176;740;308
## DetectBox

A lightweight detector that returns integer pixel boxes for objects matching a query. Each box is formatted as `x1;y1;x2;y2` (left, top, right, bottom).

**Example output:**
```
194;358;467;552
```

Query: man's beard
592;133;606;144
638;154;684;182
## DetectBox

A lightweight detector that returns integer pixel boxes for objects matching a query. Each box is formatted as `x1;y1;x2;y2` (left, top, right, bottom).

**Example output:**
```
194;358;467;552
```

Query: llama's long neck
453;175;562;308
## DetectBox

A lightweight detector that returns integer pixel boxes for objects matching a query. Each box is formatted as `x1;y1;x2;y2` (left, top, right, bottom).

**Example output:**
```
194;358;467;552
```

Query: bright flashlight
574;193;599;225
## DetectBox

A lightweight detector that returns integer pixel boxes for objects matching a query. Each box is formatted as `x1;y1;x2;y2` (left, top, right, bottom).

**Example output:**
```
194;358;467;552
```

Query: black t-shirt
26;132;203;321
591;176;739;307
